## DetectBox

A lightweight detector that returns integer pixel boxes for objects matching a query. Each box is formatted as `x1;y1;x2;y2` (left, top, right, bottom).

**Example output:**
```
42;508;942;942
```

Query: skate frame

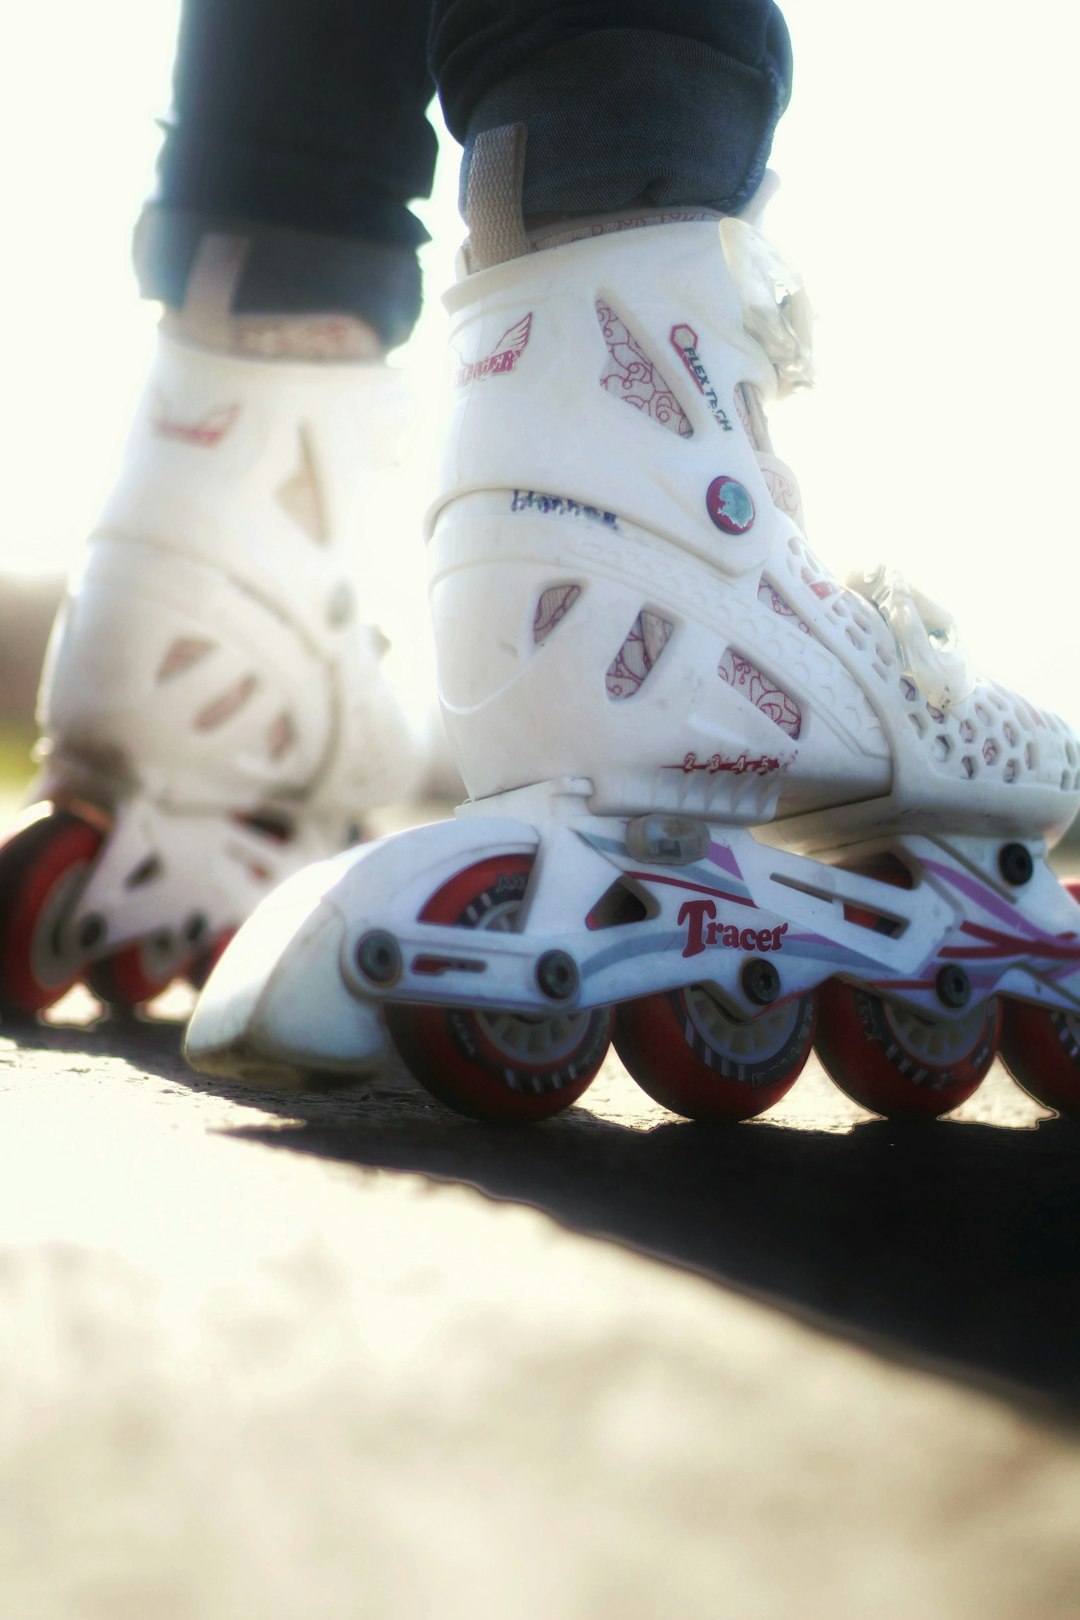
333;780;1080;1028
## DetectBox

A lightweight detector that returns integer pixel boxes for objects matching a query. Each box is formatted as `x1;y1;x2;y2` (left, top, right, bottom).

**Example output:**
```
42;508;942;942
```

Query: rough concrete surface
2;984;1080;1620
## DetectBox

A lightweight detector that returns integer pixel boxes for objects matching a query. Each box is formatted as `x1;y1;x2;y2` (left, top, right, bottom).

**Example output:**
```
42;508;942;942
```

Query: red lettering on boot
678;899;717;959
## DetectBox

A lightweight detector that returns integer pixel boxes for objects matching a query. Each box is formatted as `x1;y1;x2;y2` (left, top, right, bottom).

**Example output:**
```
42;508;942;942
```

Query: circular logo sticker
706;476;755;535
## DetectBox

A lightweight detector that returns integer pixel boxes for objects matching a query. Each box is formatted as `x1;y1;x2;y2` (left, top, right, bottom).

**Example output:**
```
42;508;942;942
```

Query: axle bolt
536;950;579;1002
999;842;1034;886
935;964;971;1010
78;914;106;951
742;958;781;1007
355;930;402;987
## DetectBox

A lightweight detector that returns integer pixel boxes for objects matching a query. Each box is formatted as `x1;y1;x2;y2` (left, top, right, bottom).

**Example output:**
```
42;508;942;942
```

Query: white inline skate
185;130;1080;1123
0;294;422;1017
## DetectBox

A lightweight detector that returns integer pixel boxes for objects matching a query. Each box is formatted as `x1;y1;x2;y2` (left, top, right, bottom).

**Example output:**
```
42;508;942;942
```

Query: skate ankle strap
162;233;384;361
463;124;726;270
179;234;250;350
464;125;533;271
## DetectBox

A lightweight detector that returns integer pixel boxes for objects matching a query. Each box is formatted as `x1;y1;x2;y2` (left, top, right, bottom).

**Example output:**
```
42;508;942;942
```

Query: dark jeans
137;0;791;347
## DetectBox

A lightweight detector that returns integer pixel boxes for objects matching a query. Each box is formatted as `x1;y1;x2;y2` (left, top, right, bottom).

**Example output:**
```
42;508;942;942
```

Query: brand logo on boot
151;395;240;447
455;314;533;387
670;325;733;432
679;899;789;960
706;475;755;534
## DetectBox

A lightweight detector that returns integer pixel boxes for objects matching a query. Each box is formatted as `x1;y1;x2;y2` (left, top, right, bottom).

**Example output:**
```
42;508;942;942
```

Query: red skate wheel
1000;1004;1080;1117
0;804;105;1017
186;930;237;991
614;984;817;1121
85;932;193;1011
816;980;1001;1120
384;854;611;1123
999;877;1080;1116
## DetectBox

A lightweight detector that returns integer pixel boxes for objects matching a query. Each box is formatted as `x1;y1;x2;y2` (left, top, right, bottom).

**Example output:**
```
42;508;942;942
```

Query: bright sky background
1;1;1077;719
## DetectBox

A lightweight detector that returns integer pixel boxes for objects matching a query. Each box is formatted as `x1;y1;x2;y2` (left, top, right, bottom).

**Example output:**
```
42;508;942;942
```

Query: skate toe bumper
184;850;391;1090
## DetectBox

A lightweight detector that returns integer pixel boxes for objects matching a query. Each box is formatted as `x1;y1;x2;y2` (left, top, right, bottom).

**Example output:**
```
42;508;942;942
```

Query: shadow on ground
12;1011;1080;1418
237;1097;1080;1416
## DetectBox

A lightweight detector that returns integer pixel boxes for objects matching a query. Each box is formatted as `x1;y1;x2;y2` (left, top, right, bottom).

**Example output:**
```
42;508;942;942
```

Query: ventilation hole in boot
734;384;754;439
157;637;215;682
267;712;298;760
760;464;800;516
757;577;811;635
533;584;582;645
233;809;295;843
606;611;674;699
152;397;239;446
124;854;163;890
983;738;1001;767
586;879;651;931
195;675;258;731
718;650;802;739
275;424;328;543
734;383;772;451
595;302;692;438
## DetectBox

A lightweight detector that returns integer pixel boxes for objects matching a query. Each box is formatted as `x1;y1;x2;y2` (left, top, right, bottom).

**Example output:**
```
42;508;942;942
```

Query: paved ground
2;982;1080;1620
2;777;1080;1617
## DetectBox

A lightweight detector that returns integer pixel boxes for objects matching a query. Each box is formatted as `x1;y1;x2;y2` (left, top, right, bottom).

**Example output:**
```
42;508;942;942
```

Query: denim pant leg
136;1;792;343
431;1;793;217
135;0;437;348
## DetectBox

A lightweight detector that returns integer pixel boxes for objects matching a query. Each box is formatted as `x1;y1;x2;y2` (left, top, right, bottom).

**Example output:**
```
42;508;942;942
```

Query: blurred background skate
2;0;1078;857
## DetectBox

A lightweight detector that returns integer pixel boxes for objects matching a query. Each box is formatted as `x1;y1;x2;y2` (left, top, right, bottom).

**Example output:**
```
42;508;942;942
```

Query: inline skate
0;297;422;1018
185;132;1080;1122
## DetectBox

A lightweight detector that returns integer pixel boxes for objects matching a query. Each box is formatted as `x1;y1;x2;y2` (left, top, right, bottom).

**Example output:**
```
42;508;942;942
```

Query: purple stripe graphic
708;841;744;882
921;857;1044;939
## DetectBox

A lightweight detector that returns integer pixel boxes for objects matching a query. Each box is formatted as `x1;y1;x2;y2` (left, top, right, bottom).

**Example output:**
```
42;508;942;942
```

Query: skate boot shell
187;147;1080;1121
0;332;421;1016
